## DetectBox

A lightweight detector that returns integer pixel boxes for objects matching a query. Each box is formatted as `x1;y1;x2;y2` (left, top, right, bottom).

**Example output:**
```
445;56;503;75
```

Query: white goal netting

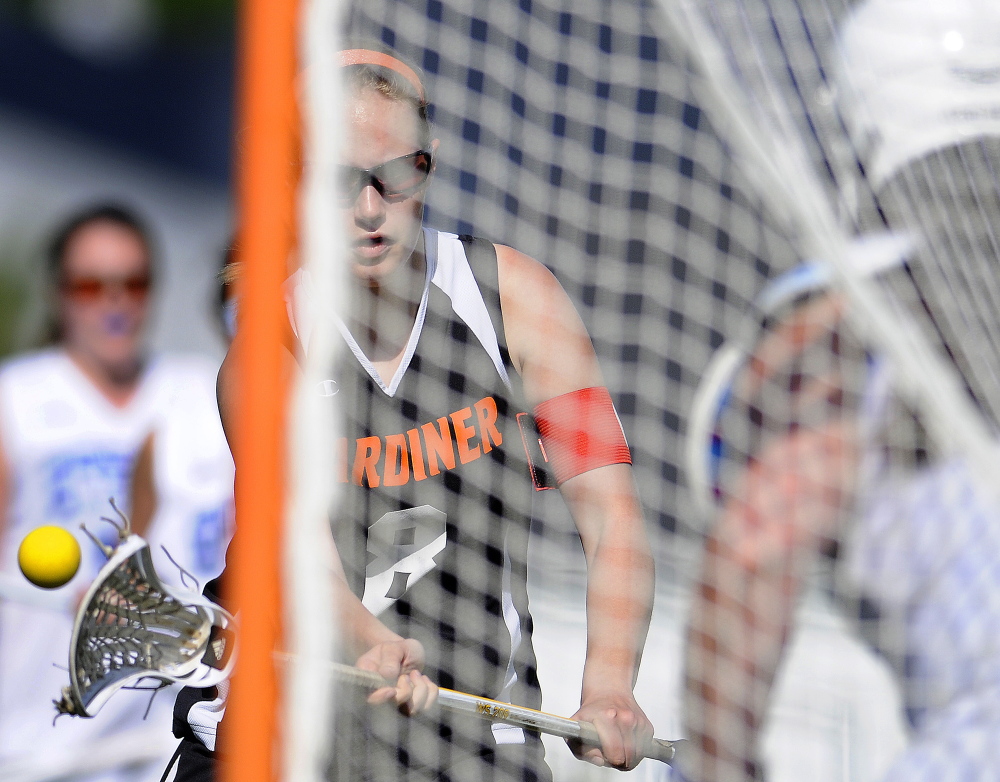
285;0;1000;781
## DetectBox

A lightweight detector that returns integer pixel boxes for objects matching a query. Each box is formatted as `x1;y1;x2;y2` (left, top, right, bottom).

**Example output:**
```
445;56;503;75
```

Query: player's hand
355;637;439;716
570;691;654;770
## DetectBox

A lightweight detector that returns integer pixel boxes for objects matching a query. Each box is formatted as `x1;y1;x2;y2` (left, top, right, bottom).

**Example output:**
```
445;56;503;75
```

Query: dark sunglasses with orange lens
338;150;433;206
60;275;152;303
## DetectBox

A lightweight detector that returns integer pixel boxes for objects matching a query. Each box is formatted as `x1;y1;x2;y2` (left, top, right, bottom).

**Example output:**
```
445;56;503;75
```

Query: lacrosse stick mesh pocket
57;535;236;718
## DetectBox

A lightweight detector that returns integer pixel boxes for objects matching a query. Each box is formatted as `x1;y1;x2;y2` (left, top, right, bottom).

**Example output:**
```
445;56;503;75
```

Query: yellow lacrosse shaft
328;660;681;766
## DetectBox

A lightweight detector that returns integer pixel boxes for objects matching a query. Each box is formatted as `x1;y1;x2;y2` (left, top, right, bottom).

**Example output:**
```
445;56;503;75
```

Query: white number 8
362;505;447;616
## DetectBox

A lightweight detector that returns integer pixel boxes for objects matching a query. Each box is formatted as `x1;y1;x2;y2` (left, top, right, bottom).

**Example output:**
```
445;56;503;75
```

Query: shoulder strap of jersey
457;235;514;371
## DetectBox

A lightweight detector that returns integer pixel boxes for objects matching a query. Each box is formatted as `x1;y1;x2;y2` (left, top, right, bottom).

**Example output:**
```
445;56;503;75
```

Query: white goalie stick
55;514;237;719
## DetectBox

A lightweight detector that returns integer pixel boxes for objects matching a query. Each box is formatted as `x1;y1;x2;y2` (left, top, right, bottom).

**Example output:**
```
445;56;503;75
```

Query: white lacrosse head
55;534;237;718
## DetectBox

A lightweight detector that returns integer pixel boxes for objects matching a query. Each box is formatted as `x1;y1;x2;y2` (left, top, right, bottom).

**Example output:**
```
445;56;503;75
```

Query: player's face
342;88;432;284
58;221;151;371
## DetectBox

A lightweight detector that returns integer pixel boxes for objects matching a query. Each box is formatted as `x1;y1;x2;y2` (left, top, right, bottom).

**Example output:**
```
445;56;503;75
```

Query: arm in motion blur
680;295;862;781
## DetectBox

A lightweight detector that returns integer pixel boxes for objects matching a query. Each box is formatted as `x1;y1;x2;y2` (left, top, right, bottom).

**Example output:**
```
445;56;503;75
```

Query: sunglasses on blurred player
60;275;152;303
338;150;433;206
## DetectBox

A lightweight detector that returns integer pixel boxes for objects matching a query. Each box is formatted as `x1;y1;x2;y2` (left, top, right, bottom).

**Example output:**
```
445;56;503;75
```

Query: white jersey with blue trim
143;362;234;590
846;453;1000;780
0;349;226;782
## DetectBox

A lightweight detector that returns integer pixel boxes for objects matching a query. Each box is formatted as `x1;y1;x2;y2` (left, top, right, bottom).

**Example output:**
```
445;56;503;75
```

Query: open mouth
353;235;392;263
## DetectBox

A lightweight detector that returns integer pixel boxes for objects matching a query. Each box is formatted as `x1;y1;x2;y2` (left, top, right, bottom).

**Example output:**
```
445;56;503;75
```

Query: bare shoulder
494;243;565;303
216;344;238;449
493;243;602;403
216;337;299;449
494;243;581;332
129;431;157;538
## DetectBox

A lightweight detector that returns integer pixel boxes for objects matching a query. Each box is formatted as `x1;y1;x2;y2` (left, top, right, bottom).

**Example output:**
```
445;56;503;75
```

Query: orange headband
339;49;426;102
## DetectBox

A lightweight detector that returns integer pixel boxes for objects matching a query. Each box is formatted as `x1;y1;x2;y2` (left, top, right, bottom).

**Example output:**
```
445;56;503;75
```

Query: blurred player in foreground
0;204;232;782
129;242;236;592
679;1;1000;779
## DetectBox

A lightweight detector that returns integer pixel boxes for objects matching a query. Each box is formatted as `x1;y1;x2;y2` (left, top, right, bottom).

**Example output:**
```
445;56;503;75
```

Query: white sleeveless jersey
143;362;234;590
0;349;228;782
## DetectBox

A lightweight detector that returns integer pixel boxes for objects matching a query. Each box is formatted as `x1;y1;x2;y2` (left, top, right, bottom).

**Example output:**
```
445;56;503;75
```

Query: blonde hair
341;45;431;148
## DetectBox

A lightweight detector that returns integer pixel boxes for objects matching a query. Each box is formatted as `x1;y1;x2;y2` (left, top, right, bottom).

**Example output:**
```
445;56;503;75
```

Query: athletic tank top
144;361;234;590
295;229;549;781
333;229;536;703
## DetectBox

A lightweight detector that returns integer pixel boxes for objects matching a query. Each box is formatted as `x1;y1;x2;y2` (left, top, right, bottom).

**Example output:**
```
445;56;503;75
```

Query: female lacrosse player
212;44;655;781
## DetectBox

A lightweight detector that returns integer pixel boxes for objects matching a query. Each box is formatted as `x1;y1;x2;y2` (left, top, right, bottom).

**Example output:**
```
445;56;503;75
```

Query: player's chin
350;261;401;290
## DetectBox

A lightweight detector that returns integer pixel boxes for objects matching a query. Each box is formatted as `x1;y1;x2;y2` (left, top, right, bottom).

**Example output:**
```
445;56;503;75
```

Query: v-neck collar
336;228;437;398
57;349;154;414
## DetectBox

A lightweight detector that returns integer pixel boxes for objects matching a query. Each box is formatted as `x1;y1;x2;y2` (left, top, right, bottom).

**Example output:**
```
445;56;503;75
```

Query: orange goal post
226;1;345;781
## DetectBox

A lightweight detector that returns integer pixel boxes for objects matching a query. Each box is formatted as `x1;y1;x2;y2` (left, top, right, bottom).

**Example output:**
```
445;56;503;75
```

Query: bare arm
215;336;246;454
128;432;157;538
683;424;855;781
682;297;862;781
498;244;655;769
217;334;436;714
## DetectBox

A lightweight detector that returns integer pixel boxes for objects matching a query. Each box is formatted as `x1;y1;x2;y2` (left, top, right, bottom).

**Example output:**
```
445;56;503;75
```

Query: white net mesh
656;1;1000;780
284;0;1000;780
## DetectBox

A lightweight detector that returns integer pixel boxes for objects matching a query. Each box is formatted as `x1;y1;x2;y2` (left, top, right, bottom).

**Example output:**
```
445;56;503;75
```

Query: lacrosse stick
58;512;679;766
325;660;682;766
55;511;236;718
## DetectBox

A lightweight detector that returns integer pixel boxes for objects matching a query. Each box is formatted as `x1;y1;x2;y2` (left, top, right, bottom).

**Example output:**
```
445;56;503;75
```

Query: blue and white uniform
846;453;1000;779
0;350;231;782
143;364;234;591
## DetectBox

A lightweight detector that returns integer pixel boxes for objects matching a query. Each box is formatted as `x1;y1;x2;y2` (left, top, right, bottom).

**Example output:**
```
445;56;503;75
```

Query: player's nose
354;183;386;228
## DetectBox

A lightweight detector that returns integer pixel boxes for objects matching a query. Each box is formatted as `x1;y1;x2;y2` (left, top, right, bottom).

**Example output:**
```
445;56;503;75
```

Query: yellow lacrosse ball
18;526;81;589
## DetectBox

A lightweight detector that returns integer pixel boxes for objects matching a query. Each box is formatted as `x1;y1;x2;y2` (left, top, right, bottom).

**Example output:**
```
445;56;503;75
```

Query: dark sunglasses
338;150;433;206
60;275;152;303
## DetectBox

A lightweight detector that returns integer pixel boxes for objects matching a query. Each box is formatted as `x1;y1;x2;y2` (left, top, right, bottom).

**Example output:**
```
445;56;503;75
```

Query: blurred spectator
0;203;231;782
129;238;235;592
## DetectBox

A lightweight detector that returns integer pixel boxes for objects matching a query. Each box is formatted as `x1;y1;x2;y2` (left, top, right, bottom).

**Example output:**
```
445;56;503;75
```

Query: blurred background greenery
0;233;46;358
2;0;236;42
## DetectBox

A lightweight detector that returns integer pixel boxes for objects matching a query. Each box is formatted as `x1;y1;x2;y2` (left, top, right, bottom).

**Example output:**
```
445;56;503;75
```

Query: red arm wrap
533;387;631;485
